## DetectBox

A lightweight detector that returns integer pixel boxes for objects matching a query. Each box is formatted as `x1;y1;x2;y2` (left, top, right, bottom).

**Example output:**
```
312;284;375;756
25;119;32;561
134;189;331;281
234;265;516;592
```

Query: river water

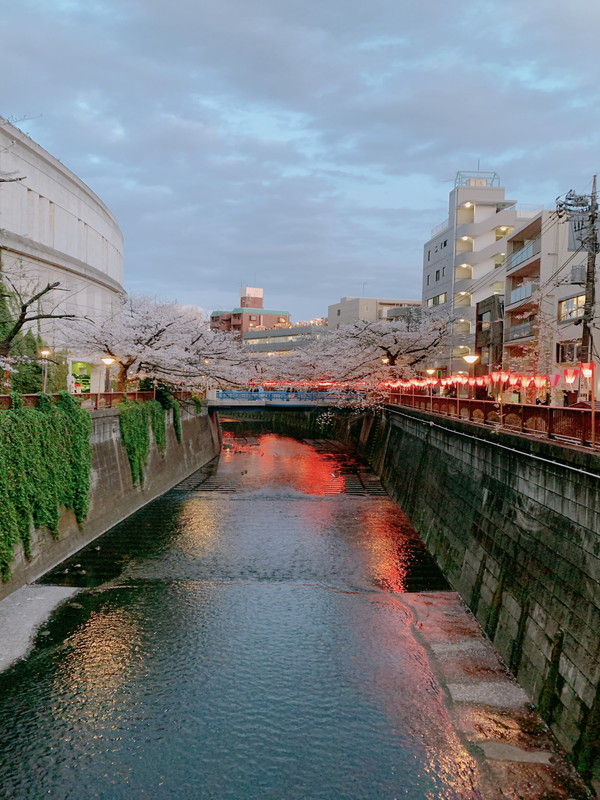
0;431;484;799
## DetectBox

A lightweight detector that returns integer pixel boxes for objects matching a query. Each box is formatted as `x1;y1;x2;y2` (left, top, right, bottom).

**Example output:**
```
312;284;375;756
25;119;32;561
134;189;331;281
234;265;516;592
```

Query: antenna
361;282;367;296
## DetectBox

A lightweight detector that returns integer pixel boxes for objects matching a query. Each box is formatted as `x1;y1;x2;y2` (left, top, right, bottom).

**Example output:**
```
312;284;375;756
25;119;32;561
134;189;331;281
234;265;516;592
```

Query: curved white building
0;117;124;329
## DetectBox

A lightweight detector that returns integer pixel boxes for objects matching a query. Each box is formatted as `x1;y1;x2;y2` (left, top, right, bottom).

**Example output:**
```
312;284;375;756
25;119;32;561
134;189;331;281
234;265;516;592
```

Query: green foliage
139;382;183;443
10;330;43;394
191;395;206;416
0;392;92;580
172;399;182;442
118;399;167;487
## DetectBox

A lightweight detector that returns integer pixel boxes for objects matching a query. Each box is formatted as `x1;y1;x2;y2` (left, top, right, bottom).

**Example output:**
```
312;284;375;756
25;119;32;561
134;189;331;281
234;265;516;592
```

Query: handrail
0;391;193;411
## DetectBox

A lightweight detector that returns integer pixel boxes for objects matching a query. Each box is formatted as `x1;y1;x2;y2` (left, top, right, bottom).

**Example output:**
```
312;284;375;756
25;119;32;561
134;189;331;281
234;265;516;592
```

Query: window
443;240;448;247
426;275;430;286
480;311;492;330
442;267;446;277
435;269;440;281
250;315;257;321
426;292;447;307
556;341;584;363
336;309;340;316
427;250;431;261
558;294;585;321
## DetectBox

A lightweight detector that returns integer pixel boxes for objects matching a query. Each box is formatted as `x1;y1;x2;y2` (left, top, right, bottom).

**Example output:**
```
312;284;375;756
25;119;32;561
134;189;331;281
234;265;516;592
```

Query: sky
3;0;600;321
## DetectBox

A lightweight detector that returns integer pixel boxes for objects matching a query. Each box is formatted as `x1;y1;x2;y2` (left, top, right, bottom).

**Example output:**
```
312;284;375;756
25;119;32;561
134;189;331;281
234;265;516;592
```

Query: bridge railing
388;392;599;450
212;390;365;404
0;391;192;410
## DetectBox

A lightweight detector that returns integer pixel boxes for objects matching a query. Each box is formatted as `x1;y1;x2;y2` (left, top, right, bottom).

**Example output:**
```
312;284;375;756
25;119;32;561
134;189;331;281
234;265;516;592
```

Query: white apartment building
423;171;539;373
328;297;420;329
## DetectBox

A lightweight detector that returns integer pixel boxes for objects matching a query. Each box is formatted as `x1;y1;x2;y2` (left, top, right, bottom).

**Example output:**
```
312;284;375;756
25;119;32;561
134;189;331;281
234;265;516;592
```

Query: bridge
206;389;365;407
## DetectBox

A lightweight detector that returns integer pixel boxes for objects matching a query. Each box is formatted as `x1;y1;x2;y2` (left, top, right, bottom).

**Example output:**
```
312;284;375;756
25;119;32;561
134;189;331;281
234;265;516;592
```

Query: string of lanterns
386;363;595;391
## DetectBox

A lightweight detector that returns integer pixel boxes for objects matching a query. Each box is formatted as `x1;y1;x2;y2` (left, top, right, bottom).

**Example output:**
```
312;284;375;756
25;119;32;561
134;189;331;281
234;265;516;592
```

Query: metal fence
0;391;192;411
388;392;599;450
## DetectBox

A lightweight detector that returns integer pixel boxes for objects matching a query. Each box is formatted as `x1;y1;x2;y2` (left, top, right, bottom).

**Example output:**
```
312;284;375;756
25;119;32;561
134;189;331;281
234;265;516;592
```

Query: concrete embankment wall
369;406;600;768
223;406;600;768
1;407;221;601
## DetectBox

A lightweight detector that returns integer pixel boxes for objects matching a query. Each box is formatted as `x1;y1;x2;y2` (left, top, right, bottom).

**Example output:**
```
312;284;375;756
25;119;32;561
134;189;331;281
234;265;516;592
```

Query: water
0;433;483;799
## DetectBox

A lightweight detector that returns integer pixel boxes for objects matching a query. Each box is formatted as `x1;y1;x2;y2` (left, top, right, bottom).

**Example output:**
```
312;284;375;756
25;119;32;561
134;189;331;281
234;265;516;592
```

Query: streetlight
462;354;480;399
101;357;115;393
40;349;51;393
425;368;435;411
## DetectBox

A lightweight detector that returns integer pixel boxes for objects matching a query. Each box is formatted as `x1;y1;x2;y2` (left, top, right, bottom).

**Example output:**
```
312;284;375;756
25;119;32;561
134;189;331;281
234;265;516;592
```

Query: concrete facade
0;406;220;601
327;296;420;329
242;323;328;354
0;117;125;330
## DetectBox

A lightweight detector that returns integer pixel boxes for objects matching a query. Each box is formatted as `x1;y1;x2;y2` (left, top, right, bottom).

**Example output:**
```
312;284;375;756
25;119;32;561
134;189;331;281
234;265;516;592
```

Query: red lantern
520;376;533;388
533;375;546;389
547;374;561;388
564;368;579;386
499;371;510;383
508;375;519;386
482;375;492;385
580;362;594;380
490;371;501;382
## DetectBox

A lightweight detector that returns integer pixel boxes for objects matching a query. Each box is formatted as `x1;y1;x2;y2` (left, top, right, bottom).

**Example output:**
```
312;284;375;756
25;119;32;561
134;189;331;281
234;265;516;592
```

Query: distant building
243;323;328;355
210;287;291;336
328;297;420;329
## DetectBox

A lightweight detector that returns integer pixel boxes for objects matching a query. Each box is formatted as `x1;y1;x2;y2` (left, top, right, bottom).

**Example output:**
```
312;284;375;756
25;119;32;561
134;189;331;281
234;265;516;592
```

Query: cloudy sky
3;0;600;320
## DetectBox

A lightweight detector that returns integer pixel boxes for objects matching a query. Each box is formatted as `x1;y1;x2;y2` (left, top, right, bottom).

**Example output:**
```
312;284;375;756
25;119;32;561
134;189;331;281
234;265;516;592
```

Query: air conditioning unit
570;264;586;285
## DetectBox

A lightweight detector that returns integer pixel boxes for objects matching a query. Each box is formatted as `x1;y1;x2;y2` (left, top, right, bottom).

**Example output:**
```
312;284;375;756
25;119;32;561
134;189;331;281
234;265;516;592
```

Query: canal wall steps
222;406;600;773
0;407;221;602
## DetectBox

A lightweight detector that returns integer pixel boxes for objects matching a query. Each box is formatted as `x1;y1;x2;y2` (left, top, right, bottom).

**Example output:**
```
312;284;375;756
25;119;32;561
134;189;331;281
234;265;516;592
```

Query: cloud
2;0;600;319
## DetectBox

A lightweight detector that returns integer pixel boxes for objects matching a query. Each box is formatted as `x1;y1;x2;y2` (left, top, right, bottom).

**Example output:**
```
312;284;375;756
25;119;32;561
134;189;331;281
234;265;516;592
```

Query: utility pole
581;175;597;363
557;178;598;363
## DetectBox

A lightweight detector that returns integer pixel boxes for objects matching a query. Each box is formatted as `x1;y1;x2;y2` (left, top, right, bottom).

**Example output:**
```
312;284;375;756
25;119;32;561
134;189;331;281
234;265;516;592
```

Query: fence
388;392;600;450
0;391;192;411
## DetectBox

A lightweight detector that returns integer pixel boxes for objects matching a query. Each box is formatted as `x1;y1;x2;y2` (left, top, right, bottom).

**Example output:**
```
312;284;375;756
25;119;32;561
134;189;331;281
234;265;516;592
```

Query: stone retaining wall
370;406;599;774
0;407;220;601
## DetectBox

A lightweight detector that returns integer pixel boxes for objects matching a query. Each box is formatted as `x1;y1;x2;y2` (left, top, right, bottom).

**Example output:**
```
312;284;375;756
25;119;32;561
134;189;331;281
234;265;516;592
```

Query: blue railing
214;391;364;403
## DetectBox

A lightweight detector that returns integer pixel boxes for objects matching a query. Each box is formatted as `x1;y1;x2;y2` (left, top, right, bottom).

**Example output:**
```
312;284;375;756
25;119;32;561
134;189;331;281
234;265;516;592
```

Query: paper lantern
508;375;519;386
580;362;594;379
564;368;579;385
476;377;485;386
482;375;492;385
490;371;501;382
520;376;534;388
533;375;546;389
547;374;561;388
499;371;510;382
468;377;476;386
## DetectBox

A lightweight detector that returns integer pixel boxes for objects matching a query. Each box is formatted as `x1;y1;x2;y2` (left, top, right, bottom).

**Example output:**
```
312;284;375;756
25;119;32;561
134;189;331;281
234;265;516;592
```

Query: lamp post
101;357;115;393
425;368;435;411
462;354;479;399
581;362;596;447
40;349;51;393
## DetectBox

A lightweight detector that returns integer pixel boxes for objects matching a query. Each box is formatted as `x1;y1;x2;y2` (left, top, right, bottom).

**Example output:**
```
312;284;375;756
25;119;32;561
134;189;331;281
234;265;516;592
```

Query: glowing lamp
581;362;594;379
468;378;476;386
533;375;546;389
482;375;492;385
520;376;534;388
499;371;510;382
476;377;485;386
462;355;479;365
457;375;468;385
508;375;519;386
547;374;561;388
490;371;501;382
564;368;579;385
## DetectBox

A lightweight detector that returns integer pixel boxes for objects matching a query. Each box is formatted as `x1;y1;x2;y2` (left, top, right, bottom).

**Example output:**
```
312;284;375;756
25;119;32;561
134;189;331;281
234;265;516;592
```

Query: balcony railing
0;391;192;411
506;239;541;272
508;283;538;305
507;320;533;340
430;218;449;237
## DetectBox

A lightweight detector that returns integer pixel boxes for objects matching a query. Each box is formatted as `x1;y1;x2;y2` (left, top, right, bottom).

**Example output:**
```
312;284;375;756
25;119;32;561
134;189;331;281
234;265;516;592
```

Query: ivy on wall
118;399;168;487
0;391;92;580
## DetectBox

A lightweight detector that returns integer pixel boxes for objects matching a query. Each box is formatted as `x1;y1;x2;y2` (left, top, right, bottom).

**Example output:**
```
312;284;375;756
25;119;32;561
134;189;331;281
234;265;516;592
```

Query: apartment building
210;287;290;335
328;297;420;329
422;171;538;373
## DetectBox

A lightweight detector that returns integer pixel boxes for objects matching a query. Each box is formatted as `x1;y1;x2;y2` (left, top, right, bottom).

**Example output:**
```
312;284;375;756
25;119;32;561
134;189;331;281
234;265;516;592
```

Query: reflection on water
0;433;479;800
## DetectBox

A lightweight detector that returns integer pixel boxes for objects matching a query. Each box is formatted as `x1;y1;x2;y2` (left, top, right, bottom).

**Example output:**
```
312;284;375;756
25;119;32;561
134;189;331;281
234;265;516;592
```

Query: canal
0;432;536;797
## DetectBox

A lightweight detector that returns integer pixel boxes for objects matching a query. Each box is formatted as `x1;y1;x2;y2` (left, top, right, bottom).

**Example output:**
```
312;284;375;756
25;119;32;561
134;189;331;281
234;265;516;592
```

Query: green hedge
0;392;92;580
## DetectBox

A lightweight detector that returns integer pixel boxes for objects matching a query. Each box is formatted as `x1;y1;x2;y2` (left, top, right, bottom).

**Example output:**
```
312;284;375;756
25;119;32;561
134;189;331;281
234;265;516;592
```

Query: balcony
508;283;538;306
506;239;541;273
506;320;534;341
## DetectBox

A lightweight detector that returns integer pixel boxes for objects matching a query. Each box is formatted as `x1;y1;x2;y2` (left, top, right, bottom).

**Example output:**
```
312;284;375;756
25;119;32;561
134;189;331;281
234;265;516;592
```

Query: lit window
558;294;585;321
